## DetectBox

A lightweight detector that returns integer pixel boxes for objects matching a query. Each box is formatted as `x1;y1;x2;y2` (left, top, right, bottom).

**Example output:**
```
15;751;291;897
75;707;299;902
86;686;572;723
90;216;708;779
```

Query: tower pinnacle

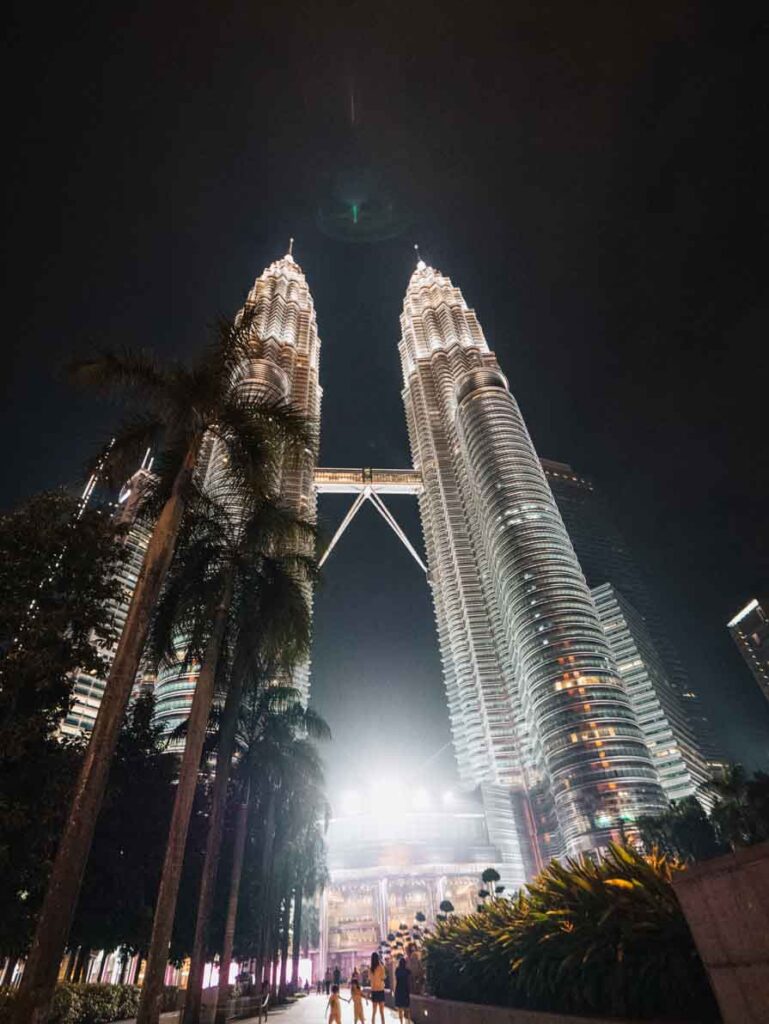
414;243;426;271
286;237;295;262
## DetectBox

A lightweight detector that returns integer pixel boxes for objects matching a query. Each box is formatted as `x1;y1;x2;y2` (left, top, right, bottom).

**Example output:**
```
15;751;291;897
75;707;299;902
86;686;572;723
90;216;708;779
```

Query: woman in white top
369;951;386;1024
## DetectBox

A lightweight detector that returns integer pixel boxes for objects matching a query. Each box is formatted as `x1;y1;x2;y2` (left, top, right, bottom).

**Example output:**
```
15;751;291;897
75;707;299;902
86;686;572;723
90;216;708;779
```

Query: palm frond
68;348;172;406
83;414;164;489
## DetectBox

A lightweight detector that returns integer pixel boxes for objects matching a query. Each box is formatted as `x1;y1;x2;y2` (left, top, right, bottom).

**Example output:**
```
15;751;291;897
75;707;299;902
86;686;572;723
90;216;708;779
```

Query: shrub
51;984;142;1024
423;843;719;1021
0;989;14;1024
0;983;170;1024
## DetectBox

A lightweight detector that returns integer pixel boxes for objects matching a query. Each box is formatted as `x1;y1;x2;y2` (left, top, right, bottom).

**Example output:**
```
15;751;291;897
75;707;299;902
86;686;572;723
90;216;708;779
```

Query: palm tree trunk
137;570;234;1024
278;897;290;998
214;780;250;1024
117;951;128;986
13;445;200;1024
97;949;108;984
270;949;278;996
256;794;277;983
181;650;247;1024
290;885;302;990
73;947;84;983
64;949;76;982
75;946;91;983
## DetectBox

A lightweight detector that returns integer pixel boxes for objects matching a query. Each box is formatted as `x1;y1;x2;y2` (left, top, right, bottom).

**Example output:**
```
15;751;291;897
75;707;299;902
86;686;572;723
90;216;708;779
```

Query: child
350;978;365;1024
326;983;343;1024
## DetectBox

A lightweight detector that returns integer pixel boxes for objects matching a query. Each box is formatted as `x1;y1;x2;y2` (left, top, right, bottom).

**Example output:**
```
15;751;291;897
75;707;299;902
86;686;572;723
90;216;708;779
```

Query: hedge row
0;983;179;1024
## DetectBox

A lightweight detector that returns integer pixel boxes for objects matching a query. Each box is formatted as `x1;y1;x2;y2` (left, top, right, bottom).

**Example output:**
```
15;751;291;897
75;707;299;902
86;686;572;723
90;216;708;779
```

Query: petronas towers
157;247;686;881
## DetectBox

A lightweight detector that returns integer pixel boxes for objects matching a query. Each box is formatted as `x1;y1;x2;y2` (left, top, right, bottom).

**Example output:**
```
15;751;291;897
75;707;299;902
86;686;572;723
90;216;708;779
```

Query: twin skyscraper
147;246;710;883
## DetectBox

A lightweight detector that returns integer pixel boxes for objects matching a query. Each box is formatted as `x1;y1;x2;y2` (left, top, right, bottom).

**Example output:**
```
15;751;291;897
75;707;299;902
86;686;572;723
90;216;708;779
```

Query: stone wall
409;995;681;1024
673;839;769;1024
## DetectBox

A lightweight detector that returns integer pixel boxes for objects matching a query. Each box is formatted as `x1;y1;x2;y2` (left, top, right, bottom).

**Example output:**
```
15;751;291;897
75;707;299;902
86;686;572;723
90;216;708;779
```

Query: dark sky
2;0;768;791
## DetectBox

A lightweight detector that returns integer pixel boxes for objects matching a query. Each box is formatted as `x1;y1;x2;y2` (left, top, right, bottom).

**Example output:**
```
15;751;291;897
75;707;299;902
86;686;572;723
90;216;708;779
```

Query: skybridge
314;467;426;573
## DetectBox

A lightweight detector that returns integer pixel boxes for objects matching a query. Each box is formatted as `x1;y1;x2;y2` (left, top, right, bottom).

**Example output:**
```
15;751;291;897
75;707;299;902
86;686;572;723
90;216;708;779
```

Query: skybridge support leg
318;486;428;575
318;491;368;568
367;489;428;574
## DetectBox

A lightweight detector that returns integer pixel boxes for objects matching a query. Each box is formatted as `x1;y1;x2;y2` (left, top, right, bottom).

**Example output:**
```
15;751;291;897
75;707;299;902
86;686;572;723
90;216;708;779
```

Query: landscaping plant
423;843;719;1021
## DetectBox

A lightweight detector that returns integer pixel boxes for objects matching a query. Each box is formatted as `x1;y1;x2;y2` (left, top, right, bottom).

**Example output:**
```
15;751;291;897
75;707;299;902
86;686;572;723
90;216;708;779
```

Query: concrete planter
410;995;681;1024
673;839;769;1024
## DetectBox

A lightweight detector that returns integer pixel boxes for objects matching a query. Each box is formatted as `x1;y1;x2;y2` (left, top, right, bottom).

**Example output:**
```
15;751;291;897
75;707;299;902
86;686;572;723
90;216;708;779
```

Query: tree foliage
638;765;769;860
0;490;126;751
423;843;718;1021
231;693;330;972
637;795;725;862
0;491;127;958
70;693;177;959
703;764;769;849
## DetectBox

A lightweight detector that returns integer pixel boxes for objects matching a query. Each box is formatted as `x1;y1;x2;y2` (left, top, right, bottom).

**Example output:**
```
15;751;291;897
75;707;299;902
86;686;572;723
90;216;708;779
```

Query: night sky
2;1;768;794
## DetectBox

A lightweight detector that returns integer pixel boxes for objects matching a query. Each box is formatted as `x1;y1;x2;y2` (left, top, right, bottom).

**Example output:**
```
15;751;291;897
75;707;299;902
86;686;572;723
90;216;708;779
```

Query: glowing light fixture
727;598;759;628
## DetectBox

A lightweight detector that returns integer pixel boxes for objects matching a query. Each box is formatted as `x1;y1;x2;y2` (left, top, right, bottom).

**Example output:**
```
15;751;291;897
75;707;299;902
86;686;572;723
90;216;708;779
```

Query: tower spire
286;237;295;261
414;243;426;271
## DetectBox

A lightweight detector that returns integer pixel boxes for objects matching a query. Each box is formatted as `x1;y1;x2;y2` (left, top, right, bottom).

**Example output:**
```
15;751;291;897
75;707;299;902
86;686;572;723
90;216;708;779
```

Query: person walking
406;943;424;995
369;952;386;1024
324;966;332;995
394;955;411;1022
333;963;341;988
349;978;365;1024
326;984;343;1024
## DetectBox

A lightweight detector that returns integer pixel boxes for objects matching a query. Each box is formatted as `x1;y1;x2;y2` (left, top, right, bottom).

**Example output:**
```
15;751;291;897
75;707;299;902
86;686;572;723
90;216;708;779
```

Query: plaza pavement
265;991;400;1022
119;991;400;1024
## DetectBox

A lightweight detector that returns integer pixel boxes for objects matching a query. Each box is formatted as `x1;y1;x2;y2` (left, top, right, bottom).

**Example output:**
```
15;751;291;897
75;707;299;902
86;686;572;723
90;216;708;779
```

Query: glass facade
592;583;710;805
61;471;153;739
153;251;322;737
728;598;769;705
399;262;666;857
542;460;722;772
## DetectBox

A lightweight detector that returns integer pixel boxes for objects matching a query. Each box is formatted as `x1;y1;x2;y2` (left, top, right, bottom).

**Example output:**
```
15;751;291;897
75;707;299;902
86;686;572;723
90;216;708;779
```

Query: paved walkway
267;992;399;1022
118;992;400;1024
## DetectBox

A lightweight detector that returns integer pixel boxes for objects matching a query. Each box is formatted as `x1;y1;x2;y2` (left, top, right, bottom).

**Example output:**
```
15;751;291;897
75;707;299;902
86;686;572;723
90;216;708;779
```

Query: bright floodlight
341;789;360;815
412;787;430;810
442;790;454;806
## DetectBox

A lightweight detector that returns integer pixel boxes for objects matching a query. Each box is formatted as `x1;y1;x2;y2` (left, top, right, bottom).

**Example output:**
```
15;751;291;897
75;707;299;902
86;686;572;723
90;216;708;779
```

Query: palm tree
290;820;328;991
702;764;769;850
275;779;329;998
138;490;317;1024
637;796;724;862
214;696;329;1023
176;504;317;1024
13;309;312;1024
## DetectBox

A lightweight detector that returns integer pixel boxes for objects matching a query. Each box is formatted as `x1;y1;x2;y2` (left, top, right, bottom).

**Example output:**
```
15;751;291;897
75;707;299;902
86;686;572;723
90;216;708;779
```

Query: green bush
0;989;14;1023
0;983;151;1024
423;843;719;1021
0;983;178;1024
50;983;141;1024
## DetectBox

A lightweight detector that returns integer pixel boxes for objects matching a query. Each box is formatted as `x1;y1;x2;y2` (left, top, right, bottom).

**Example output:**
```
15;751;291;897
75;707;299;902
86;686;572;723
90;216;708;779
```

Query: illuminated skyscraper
399;259;665;857
61;463;154;739
728;597;769;706
592;583;710;804
542;460;722;772
154;248;322;735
